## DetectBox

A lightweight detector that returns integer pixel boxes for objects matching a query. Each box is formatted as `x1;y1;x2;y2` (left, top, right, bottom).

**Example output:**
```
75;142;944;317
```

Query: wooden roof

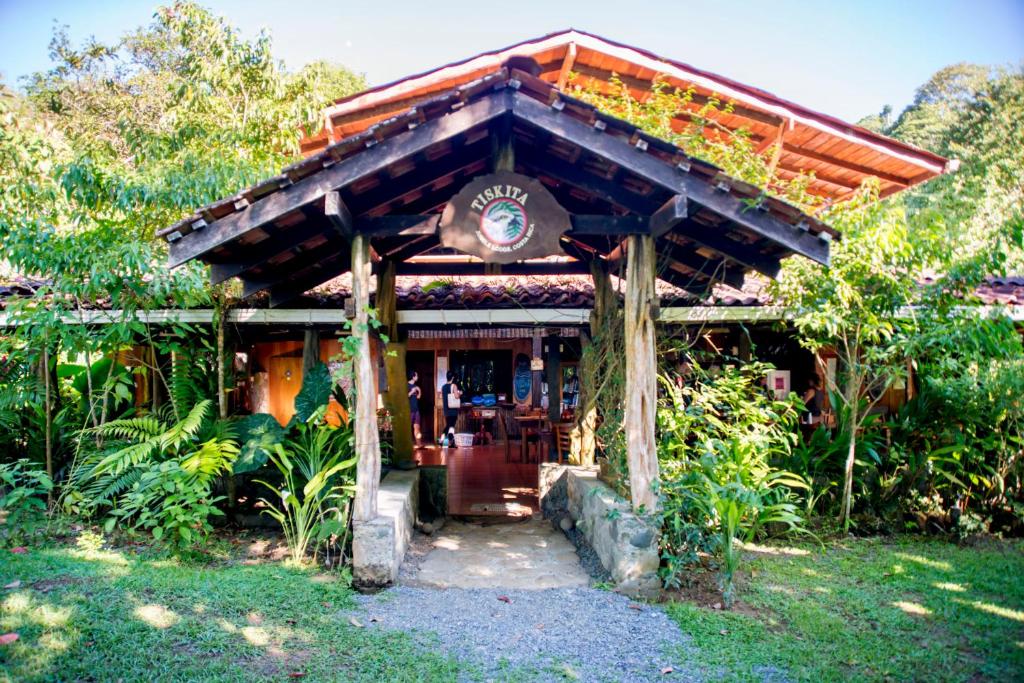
160;66;834;306
303;30;949;202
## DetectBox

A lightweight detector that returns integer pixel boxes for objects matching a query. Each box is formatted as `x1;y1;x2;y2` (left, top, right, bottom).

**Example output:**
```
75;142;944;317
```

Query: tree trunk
841;367;860;532
352;233;382;522
42;340;53;508
624;235;659;513
377;260;414;468
216;308;237;510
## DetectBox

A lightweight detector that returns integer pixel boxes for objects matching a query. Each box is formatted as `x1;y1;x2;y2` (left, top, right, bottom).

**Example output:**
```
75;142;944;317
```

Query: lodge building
11;30;998;587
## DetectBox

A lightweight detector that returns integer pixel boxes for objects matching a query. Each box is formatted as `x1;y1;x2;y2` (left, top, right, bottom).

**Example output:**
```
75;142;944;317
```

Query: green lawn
0;536;465;682
2;530;1022;682
666;536;1024;682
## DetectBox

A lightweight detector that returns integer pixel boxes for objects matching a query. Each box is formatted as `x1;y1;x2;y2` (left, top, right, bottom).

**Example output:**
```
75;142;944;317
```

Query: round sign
438;171;570;264
479;197;530;248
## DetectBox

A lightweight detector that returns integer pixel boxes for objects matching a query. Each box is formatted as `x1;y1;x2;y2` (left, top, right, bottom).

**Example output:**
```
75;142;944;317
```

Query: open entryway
400;516;590;589
416;444;539;516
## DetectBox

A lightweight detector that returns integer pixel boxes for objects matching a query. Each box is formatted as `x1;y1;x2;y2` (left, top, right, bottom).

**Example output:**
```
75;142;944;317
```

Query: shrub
657;363;808;603
256;412;356;565
63;400;238;550
0;459;53;546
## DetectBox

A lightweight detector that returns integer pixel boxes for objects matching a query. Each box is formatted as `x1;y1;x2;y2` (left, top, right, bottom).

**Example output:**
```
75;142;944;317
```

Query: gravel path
346;586;698;682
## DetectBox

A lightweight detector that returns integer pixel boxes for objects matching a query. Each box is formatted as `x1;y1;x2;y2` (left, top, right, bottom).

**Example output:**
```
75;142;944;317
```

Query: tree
0;2;365;486
772;184;945;530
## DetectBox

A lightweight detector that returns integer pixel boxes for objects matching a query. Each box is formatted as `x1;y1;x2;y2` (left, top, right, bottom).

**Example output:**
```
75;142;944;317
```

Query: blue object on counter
482;393;497;406
471;395;485;405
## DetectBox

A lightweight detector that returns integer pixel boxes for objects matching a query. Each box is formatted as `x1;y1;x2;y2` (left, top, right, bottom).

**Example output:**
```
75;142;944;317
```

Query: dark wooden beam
666;225;781;278
656;267;712;297
348;139;489;216
517;147;661;215
511;91;829;266
169;90;512;267
569;215;647;235
208;219;338;285
383;235;439;263
356;215;439;237
656;239;746;289
324;190;353;239
266;252;351;308
391;261;590;276
240;238;348;299
649;194;688;238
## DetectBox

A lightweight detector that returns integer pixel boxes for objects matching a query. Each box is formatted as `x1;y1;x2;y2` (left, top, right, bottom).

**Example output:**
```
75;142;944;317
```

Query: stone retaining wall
352;469;419;589
539;464;660;598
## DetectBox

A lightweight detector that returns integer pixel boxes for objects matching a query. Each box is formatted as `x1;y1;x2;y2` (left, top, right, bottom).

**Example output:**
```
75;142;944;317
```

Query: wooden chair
500;407;521;463
553;422;575;465
521;410;547;463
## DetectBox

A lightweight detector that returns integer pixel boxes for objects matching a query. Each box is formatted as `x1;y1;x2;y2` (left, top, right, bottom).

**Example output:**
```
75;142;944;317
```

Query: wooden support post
302;328;320;373
546;335;561;424
377;260;414;469
352;233;382;522
531;331;543;408
573;259;615;467
624;235;659;513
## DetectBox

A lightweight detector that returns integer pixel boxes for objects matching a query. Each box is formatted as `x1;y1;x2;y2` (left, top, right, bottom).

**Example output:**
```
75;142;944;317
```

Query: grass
665;535;1024;682
0;529;474;682
3;523;1022;682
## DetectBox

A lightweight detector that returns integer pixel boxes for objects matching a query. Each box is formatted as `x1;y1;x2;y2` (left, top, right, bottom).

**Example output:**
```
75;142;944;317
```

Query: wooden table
513;414;547;463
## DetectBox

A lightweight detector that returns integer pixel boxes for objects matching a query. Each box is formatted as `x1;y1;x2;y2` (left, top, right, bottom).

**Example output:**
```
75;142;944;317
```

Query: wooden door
268;356;303;426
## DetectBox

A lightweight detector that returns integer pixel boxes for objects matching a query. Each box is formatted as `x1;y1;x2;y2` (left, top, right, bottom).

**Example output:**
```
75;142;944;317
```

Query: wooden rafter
512;91;829;265
168;90;511;267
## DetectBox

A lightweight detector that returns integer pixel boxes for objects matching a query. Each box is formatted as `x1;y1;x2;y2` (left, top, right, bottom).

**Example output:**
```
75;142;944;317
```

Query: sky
1;0;1022;123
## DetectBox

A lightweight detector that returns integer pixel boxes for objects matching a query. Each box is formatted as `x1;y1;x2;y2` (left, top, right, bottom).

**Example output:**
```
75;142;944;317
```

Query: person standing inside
408;370;422;448
441;370;461;447
803;374;824;425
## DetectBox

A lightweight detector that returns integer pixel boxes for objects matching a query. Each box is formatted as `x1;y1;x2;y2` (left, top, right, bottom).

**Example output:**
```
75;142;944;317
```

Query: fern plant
63;400;239;539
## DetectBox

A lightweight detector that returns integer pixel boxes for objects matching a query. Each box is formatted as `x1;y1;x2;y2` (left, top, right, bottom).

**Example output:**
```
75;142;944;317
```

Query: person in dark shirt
408;370;422;448
441;370;461;447
803;374;825;425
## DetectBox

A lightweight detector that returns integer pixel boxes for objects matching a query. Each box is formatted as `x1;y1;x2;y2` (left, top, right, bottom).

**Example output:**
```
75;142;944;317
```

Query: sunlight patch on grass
241;626;270;646
955;598;1024;623
740;542;810;556
933;581;967;593
134;604;180;629
3;592;32;613
68;548;129;566
35;603;72;628
2;593;72;629
893;552;952;572
217;618;238;633
38;631;70;652
893;600;932;617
